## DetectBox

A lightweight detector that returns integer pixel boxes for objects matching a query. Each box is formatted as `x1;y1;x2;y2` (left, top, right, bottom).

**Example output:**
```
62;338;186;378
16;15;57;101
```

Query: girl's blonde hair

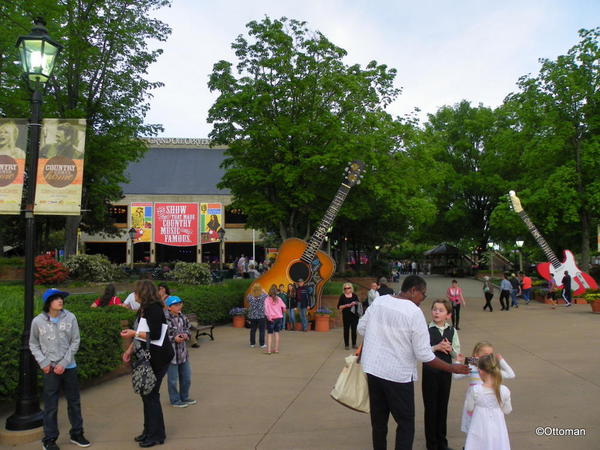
343;283;353;292
472;341;494;357
477;354;503;406
251;283;262;297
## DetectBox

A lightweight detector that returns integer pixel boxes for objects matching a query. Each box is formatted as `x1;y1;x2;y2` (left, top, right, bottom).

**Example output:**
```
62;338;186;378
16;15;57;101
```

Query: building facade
80;138;263;265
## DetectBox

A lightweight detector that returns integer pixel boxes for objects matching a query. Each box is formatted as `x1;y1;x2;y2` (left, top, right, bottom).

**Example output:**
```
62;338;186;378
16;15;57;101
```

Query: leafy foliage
168;262;212;285
64;254;124;282
34;254;69;285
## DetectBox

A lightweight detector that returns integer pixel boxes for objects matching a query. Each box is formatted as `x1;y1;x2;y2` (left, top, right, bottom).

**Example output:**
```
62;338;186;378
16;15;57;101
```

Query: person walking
30;289;91;450
561;271;572;306
446;280;466;330
357;275;470;450
295;279;310;331
120;280;174;448
337;283;360;350
509;273;520;308
519;271;532;305
499;274;512;311
482;276;494;312
247;284;267;347
264;285;286;354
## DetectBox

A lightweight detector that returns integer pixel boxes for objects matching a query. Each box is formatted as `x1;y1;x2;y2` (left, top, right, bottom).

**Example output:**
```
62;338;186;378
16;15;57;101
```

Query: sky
144;0;600;138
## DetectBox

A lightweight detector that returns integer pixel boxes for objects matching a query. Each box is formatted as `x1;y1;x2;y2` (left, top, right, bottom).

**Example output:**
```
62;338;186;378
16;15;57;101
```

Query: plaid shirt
165;310;191;365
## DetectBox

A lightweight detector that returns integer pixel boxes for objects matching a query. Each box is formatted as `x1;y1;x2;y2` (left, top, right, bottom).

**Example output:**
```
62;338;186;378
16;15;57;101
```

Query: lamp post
6;18;62;431
218;228;226;270
488;242;494;279
516;239;524;273
128;227;136;271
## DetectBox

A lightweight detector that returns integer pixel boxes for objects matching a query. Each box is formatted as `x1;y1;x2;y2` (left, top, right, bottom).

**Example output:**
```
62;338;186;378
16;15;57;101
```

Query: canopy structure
423;243;473;277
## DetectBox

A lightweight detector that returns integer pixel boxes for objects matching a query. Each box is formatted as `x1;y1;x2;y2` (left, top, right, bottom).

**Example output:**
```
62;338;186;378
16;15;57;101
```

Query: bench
186;313;215;343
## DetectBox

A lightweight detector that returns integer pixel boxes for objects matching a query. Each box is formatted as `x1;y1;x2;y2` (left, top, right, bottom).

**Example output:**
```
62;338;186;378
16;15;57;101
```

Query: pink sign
154;203;198;246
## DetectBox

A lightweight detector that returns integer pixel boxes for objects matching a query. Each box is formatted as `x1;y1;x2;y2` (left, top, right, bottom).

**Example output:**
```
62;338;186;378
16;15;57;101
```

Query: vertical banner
131;202;153;242
154;203;198;246
0;119;27;214
200;202;223;243
34;119;86;215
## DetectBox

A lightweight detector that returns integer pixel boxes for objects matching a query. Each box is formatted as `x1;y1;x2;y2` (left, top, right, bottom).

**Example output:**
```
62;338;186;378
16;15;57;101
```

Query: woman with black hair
90;283;122;307
120;280;174;447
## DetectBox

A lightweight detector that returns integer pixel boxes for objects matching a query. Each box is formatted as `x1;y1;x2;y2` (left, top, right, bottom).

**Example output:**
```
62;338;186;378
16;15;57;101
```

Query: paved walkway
2;276;599;449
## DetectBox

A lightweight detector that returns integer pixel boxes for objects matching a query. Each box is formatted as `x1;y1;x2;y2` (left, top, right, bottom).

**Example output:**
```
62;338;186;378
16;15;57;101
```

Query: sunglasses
344;287;352;290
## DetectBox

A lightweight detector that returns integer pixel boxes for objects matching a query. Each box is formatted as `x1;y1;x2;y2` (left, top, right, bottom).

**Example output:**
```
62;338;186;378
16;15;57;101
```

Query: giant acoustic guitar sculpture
509;190;597;296
245;161;364;308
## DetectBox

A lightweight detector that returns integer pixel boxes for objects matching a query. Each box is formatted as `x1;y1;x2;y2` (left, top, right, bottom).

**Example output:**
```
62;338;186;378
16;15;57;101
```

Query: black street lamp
516;239;524;273
128;227;137;271
6;18;62;431
217;228;226;270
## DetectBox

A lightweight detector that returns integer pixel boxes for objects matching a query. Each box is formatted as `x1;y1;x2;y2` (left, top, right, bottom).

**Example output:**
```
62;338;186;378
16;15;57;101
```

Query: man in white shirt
123;292;140;311
358;275;469;450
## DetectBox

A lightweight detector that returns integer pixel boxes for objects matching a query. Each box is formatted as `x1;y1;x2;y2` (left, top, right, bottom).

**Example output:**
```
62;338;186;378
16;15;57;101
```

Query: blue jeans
299;307;308;331
42;368;83;443
510;289;519;307
522;288;531;303
167;361;191;404
287;308;296;329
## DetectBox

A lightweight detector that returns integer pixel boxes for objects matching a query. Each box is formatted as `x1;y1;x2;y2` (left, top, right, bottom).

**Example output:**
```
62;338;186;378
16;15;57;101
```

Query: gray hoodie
29;309;80;369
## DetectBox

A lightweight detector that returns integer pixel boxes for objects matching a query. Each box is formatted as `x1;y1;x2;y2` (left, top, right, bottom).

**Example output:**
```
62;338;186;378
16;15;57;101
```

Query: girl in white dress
465;354;512;450
454;341;515;433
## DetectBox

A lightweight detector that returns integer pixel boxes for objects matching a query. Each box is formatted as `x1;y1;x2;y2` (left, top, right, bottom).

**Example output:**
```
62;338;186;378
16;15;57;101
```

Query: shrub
34;254;69;285
168;262;212;285
64;254;124;282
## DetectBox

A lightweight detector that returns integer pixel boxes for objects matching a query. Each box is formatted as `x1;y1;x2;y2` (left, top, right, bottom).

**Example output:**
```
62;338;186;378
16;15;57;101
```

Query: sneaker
260;344;266;348
70;433;91;448
250;344;255;348
566;303;572;307
42;440;60;450
182;399;197;405
191;343;199;348
171;401;189;408
344;346;350;350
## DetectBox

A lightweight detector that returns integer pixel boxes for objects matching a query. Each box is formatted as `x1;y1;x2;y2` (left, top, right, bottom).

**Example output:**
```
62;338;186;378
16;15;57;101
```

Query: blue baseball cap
166;295;183;307
42;288;69;303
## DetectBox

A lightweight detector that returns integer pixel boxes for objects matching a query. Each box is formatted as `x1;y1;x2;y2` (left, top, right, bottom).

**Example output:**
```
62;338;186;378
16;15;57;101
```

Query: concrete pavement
2;275;599;449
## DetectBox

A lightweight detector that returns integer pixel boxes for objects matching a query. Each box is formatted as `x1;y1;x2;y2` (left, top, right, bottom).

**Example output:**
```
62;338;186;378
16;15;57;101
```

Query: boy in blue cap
29;288;90;450
164;295;196;407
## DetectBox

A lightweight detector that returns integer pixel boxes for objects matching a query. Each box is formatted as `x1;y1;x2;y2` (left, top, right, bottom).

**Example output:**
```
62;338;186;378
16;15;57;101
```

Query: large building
80;138;263;265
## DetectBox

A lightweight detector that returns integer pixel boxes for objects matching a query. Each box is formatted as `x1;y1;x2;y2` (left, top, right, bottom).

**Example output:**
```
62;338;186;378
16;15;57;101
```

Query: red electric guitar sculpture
509;190;597;296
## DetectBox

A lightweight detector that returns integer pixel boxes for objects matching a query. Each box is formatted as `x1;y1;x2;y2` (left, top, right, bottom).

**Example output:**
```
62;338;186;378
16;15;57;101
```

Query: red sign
154;203;198;246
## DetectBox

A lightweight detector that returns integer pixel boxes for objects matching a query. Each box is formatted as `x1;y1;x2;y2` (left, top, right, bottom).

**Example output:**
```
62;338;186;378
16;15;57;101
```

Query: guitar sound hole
289;262;310;283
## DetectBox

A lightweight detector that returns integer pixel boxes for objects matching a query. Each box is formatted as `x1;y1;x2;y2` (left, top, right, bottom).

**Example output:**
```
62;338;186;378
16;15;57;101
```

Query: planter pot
590;301;600;314
232;315;246;328
574;298;587;305
315;315;330;332
294;322;303;331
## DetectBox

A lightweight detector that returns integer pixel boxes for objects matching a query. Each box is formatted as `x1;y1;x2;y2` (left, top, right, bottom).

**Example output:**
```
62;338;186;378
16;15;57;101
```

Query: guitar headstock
344;161;365;187
508;190;523;213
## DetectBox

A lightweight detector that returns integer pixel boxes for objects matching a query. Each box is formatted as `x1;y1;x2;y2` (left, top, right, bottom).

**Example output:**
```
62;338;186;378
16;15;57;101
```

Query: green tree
500;28;600;269
208;17;427;247
0;0;171;255
416;101;513;254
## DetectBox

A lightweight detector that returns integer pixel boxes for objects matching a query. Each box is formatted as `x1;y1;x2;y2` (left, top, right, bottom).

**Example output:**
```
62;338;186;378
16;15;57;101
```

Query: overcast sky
144;0;600;138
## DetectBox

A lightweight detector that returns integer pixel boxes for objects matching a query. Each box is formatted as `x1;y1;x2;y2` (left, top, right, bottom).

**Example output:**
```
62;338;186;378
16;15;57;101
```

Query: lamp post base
5;410;43;431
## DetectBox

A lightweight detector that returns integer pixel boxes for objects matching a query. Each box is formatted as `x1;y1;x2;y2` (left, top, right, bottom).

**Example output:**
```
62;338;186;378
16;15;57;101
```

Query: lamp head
16;17;62;88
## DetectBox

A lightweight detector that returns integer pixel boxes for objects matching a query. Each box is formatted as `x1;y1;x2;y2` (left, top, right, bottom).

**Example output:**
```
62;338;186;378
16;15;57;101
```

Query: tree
500;28;600;269
415;101;514;254
208;17;429;246
0;0;172;255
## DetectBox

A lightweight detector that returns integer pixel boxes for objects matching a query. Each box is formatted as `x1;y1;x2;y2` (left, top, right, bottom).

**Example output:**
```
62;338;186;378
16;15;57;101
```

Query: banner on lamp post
131;202;153;242
200;202;223;244
34;119;86;215
0;119;27;214
154;203;198;246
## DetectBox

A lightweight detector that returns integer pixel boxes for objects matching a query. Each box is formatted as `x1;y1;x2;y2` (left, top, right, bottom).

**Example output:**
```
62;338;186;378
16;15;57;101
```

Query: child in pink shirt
264;284;287;354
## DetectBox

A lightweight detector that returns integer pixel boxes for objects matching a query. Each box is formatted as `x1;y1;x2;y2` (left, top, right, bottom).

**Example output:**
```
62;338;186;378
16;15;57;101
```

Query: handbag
330;345;370;413
131;338;157;396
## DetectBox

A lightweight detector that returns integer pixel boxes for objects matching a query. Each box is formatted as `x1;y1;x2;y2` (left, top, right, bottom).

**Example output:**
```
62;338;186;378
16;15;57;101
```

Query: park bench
186;313;215;342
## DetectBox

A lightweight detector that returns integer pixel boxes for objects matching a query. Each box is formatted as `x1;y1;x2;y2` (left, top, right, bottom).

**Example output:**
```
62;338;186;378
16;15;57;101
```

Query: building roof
423;243;462;256
121;146;229;195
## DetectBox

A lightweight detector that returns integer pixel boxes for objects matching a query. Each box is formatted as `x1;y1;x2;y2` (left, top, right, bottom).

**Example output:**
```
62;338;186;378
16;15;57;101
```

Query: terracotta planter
574;298;587;305
590;301;600;314
232;315;246;328
294;322;303;331
315;315;330;332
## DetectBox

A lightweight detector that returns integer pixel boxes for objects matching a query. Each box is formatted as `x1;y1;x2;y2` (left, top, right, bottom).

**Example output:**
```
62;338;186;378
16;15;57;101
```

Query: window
108;205;128;227
225;206;247;225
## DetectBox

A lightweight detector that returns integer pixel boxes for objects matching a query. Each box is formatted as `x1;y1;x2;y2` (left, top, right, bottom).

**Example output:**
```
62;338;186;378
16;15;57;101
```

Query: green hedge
0;279;250;400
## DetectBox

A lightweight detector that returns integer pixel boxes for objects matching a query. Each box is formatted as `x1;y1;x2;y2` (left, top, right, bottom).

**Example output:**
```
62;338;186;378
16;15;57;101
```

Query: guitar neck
301;183;351;264
517;210;561;268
